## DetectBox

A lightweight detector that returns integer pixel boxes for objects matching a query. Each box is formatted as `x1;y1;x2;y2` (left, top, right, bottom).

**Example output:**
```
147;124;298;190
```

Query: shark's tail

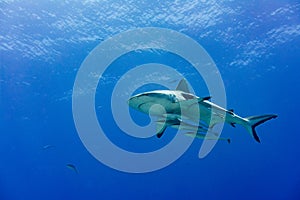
244;114;277;143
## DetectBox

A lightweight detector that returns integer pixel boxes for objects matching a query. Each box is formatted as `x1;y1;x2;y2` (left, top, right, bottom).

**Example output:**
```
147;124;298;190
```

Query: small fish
22;81;31;86
66;164;78;174
185;132;231;144
42;145;54;150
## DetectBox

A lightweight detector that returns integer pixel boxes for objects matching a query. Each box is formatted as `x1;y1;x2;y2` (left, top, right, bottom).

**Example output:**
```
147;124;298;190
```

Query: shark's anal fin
227;109;234;115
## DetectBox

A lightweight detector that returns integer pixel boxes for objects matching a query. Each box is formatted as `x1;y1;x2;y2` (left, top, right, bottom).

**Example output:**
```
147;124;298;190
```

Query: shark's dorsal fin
176;79;190;93
227;109;234;115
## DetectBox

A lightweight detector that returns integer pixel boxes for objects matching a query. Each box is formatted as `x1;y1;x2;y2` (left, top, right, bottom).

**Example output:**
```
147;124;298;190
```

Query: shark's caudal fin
244;114;277;143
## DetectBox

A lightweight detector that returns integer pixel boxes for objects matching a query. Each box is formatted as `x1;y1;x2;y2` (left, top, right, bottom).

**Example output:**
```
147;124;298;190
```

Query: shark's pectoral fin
156;127;166;138
156;120;167;138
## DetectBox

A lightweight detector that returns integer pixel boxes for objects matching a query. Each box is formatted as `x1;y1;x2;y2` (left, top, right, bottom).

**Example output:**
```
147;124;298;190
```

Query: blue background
1;1;300;199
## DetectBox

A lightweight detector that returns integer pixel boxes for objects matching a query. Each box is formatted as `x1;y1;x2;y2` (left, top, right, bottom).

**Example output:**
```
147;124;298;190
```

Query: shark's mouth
137;102;148;109
137;101;157;110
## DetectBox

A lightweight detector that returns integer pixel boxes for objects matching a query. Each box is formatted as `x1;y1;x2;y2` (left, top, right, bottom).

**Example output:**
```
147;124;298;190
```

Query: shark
128;79;277;143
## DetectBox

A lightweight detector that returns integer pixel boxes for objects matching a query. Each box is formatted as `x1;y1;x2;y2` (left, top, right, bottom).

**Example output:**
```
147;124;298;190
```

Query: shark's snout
128;94;143;109
128;94;139;102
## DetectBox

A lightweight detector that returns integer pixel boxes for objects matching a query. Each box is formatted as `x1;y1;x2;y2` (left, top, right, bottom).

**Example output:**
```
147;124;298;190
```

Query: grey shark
128;79;277;143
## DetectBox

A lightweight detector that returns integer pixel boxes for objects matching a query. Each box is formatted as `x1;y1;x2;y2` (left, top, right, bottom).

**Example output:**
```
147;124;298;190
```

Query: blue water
1;1;300;199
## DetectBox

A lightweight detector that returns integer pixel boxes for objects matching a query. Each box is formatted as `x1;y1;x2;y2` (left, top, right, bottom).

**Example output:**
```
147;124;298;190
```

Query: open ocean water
1;1;300;200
